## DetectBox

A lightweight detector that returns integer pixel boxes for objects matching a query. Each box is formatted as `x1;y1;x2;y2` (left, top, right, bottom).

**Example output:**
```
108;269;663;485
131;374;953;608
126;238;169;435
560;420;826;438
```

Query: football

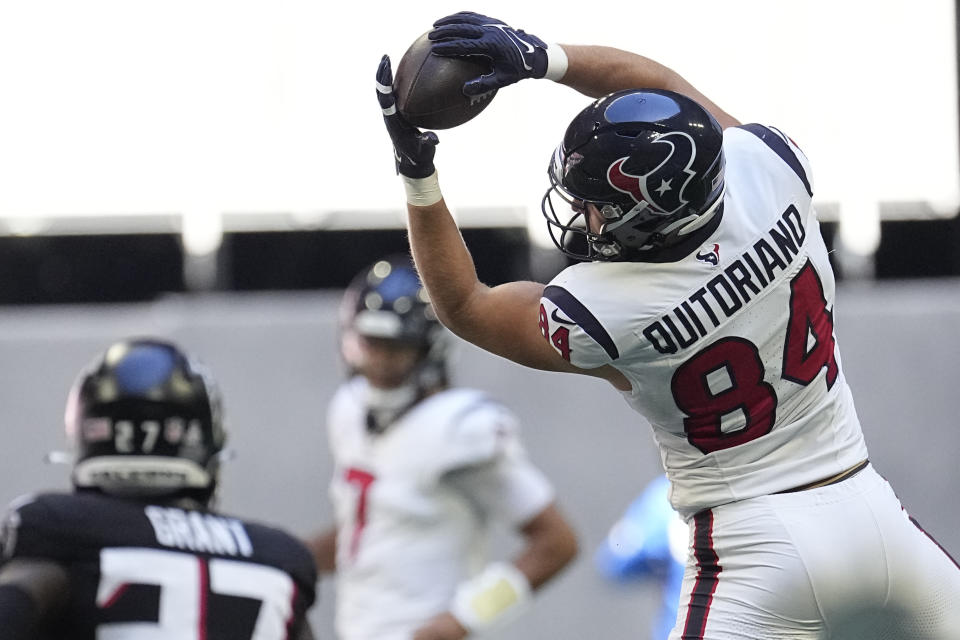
394;31;497;130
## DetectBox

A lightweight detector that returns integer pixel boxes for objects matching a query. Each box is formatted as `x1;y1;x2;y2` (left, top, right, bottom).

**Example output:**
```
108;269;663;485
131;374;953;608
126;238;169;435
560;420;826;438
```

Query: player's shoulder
3;491;65;524
5;491;146;532
326;376;367;435
419;386;495;416
725;122;803;154
546;259;650;300
415;388;521;470
329;376;365;411
541;262;645;368
219;512;318;589
1;491;157;562
547;259;615;288
6;490;94;515
421;388;516;431
725;123;813;195
1;492;44;560
544;261;643;320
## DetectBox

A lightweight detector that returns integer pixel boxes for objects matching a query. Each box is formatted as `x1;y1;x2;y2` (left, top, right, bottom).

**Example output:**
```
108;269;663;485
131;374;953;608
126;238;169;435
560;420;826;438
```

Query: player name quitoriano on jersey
642;203;806;354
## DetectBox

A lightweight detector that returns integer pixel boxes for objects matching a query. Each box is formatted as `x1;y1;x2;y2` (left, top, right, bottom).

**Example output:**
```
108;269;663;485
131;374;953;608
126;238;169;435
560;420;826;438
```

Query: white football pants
670;464;960;639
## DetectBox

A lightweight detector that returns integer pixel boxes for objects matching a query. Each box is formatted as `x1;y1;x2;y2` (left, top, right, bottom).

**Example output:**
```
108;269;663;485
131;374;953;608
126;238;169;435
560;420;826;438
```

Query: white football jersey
327;377;554;640
539;124;868;518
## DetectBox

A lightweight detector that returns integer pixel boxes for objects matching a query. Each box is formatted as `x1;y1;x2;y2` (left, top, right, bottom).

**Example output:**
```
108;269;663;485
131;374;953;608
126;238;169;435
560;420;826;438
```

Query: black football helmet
542;89;726;262
340;255;448;389
64;338;226;505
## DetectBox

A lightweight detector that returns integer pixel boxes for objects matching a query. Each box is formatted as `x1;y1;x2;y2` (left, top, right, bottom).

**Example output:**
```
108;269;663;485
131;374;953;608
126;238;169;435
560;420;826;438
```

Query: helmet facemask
543;150;662;261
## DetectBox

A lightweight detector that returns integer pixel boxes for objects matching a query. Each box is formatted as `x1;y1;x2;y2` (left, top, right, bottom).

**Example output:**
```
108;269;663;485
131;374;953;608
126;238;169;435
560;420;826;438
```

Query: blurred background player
305;255;577;640
0;338;317;639
595;475;686;640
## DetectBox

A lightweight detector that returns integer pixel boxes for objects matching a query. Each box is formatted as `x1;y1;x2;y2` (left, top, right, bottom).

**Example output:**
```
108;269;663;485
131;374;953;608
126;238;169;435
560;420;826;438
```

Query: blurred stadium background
0;1;958;638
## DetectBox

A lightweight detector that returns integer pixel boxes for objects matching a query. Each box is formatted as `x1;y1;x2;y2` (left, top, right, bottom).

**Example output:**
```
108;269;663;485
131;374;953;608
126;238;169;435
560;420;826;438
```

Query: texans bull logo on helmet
606;131;698;216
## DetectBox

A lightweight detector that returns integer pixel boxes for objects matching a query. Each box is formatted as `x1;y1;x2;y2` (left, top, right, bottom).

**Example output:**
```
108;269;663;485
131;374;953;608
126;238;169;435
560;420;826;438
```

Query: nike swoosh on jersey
551;308;576;325
544;285;619;360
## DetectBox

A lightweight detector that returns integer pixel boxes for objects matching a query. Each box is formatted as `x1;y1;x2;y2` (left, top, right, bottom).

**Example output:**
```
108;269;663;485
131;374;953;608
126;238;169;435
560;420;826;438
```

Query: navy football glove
376;55;438;179
429;12;555;96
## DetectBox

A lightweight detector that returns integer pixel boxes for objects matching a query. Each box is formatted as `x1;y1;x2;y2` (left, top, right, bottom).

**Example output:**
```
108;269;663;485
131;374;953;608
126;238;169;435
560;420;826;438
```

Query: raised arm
429;11;739;129
556;45;740;129
375;56;630;390
372;14;733;391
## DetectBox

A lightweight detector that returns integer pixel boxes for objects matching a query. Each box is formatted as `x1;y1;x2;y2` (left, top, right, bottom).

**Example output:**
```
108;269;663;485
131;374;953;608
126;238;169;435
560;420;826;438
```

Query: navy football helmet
64;338;226;505
542;89;726;261
340;255;448;388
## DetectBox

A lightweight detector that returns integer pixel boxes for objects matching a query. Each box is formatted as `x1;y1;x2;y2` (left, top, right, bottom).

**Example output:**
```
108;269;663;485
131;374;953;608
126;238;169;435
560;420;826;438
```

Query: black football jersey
0;492;317;640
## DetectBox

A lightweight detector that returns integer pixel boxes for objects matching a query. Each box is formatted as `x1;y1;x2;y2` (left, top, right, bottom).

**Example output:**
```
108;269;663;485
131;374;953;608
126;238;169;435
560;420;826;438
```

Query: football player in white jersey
373;11;960;640
306;255;578;640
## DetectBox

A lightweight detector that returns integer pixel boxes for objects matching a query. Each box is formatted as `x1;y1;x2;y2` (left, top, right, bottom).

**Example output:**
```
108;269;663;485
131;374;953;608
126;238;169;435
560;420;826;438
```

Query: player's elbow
522;507;580;588
555;520;580;568
551;530;579;577
432;288;490;343
540;521;580;586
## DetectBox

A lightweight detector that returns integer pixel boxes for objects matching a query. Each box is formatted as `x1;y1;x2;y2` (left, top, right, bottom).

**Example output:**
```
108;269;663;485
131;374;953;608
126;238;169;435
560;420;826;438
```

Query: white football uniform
327;377;554;640
539;124;960;639
540;124;867;517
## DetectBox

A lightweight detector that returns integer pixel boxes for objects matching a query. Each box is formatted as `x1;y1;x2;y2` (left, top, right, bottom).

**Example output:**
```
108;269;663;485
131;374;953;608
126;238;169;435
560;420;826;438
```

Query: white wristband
544;43;569;82
402;171;443;207
450;562;532;633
